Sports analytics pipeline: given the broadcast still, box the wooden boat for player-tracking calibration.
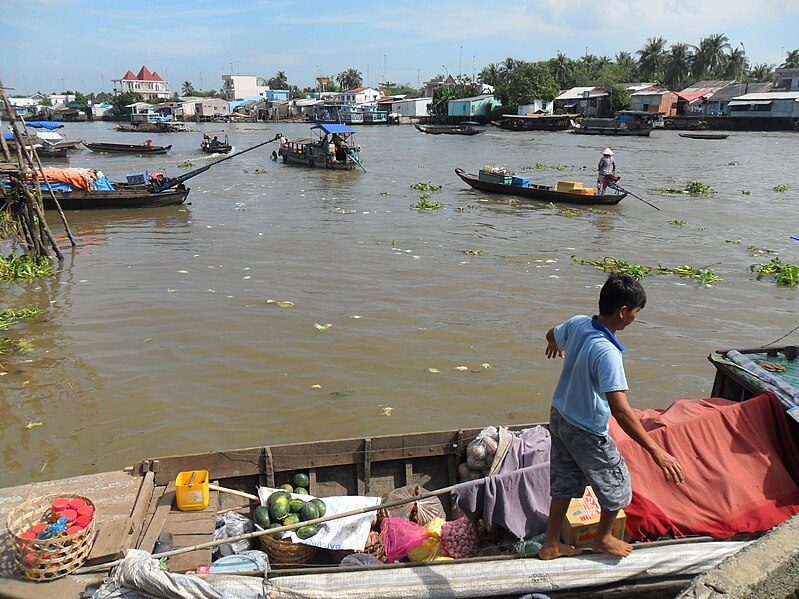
[415,122,484,136]
[455,168,626,206]
[200,133,232,154]
[277,124,364,171]
[83,141,172,154]
[3,347,799,597]
[678,132,730,140]
[492,114,576,132]
[571,111,654,137]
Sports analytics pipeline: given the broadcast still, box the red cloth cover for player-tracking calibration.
[610,392,799,541]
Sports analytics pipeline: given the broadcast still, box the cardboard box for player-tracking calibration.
[561,486,626,548]
[556,181,583,193]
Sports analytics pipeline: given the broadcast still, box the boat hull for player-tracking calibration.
[571,127,651,137]
[455,168,625,205]
[43,185,190,210]
[83,142,172,154]
[415,125,484,136]
[492,116,574,131]
[678,133,729,140]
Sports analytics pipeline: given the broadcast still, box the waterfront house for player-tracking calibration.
[194,98,230,121]
[222,75,269,101]
[341,87,382,105]
[704,83,773,115]
[553,87,608,116]
[389,97,432,119]
[728,91,799,121]
[774,67,799,91]
[676,80,736,115]
[126,102,162,124]
[114,66,170,101]
[629,87,678,116]
[517,99,555,114]
[447,94,500,119]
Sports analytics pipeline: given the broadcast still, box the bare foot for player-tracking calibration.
[538,542,582,560]
[591,536,632,558]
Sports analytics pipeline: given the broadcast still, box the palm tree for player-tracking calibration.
[336,68,363,92]
[721,47,749,80]
[499,57,517,82]
[548,52,572,89]
[637,37,667,82]
[781,49,799,68]
[663,43,694,90]
[268,71,288,89]
[615,51,636,71]
[181,81,195,96]
[693,33,730,79]
[749,63,774,82]
[478,63,502,87]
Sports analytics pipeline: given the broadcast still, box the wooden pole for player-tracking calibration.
[77,483,459,574]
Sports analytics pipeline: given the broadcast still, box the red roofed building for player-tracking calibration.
[113,65,171,100]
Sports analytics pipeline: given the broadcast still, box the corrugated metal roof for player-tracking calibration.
[555,87,607,100]
[677,91,707,102]
[730,91,799,101]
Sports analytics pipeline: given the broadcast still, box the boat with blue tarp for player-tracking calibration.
[277,124,364,171]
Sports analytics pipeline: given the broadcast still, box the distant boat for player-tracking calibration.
[201,133,232,154]
[415,122,485,136]
[571,110,655,137]
[83,141,172,154]
[277,124,364,171]
[678,132,730,140]
[491,114,576,131]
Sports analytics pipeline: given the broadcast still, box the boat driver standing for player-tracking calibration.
[597,148,616,195]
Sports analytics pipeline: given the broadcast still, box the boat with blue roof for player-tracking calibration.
[276,124,364,171]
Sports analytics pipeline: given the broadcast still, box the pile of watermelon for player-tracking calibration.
[254,472,327,540]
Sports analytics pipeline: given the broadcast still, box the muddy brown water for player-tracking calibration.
[1,122,797,488]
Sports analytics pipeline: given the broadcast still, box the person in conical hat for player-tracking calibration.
[597,148,617,195]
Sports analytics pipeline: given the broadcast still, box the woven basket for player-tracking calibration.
[328,531,384,562]
[260,534,319,565]
[6,494,96,581]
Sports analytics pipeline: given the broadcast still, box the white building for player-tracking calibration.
[113,66,170,100]
[222,75,269,101]
[390,97,432,118]
[341,87,381,105]
[728,92,799,119]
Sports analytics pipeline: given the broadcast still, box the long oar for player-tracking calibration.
[609,183,660,211]
[348,149,367,173]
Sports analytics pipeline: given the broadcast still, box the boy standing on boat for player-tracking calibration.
[539,273,684,560]
[596,148,616,195]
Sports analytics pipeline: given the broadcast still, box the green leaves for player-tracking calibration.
[751,258,799,286]
[0,255,53,282]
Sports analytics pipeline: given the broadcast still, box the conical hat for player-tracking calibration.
[602,147,614,155]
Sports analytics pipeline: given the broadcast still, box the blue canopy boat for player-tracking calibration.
[277,123,364,171]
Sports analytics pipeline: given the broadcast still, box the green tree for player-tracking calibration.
[268,71,288,89]
[721,47,748,80]
[72,92,89,110]
[430,80,481,115]
[749,63,774,82]
[637,37,667,82]
[478,63,502,87]
[692,33,730,78]
[614,51,637,77]
[781,49,799,68]
[111,92,145,116]
[663,43,694,90]
[548,52,573,89]
[494,61,559,112]
[336,68,363,91]
[606,84,630,116]
[181,81,195,96]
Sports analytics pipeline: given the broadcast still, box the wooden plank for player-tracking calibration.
[167,549,212,573]
[138,482,176,552]
[124,471,154,547]
[150,448,262,486]
[162,488,218,572]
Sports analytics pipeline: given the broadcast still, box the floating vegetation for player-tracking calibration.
[380,191,389,196]
[573,256,720,285]
[773,184,791,192]
[0,255,53,282]
[653,181,712,195]
[0,307,42,330]
[411,194,443,210]
[559,207,614,217]
[463,249,482,256]
[410,182,442,192]
[253,168,269,174]
[177,161,194,168]
[751,258,799,286]
[747,245,776,255]
[0,337,34,355]
[726,239,742,244]
[741,190,751,195]
[653,186,683,193]
[669,220,686,226]
[728,161,738,166]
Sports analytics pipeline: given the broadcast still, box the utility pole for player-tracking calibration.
[459,46,462,77]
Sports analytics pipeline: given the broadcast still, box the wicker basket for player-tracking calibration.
[328,531,384,562]
[260,534,319,565]
[6,494,96,581]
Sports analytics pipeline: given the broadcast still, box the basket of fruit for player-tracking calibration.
[6,494,96,581]
[255,484,326,565]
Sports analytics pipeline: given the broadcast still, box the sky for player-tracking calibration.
[2,0,798,96]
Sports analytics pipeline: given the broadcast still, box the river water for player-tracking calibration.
[1,121,797,488]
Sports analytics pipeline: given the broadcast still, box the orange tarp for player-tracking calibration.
[37,168,98,191]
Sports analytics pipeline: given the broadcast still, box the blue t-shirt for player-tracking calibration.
[551,315,628,435]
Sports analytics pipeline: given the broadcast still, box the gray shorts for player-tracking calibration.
[549,406,632,512]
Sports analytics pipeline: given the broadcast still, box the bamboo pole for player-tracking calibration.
[209,483,259,502]
[77,483,459,574]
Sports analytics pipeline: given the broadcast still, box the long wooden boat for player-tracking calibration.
[678,132,730,140]
[200,134,232,154]
[571,111,655,137]
[415,122,484,136]
[43,184,190,210]
[491,114,576,131]
[277,123,363,170]
[3,347,799,597]
[83,141,172,154]
[455,168,626,206]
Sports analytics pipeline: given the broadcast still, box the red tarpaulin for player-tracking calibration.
[610,392,799,540]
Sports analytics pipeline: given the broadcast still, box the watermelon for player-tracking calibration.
[295,486,309,495]
[265,523,284,540]
[293,472,310,488]
[280,483,294,493]
[296,524,320,540]
[300,500,322,522]
[282,513,301,527]
[253,505,271,528]
[267,491,292,521]
[309,498,327,518]
[289,498,306,513]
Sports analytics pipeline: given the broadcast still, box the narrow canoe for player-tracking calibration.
[83,142,172,154]
[678,132,730,140]
[43,184,189,210]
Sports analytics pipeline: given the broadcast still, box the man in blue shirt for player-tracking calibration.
[539,273,685,560]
